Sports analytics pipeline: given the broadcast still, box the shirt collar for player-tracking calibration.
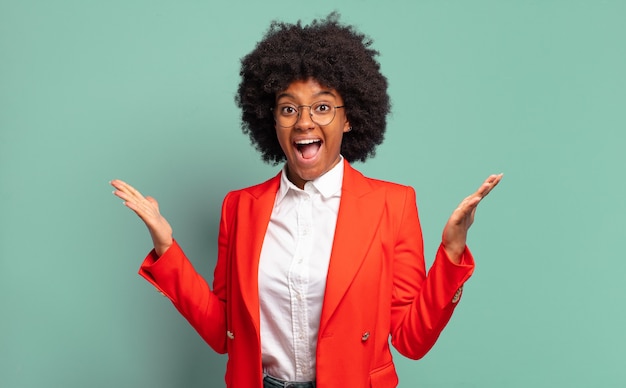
[276,156,344,203]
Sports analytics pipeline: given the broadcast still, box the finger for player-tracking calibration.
[475,173,503,199]
[459,177,497,210]
[113,189,149,210]
[120,194,161,223]
[122,198,142,213]
[110,179,132,192]
[111,182,155,214]
[453,195,481,219]
[112,188,132,202]
[111,179,145,200]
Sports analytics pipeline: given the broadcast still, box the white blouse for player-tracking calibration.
[258,158,344,381]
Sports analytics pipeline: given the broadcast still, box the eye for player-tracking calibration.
[313,102,332,114]
[278,105,297,116]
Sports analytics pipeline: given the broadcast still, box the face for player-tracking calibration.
[274,78,350,189]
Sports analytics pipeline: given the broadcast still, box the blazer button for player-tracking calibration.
[361,331,370,341]
[226,330,235,340]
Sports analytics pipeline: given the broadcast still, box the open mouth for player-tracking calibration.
[295,139,322,159]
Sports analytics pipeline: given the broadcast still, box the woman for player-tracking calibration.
[111,14,502,388]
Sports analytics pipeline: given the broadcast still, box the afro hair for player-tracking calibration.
[235,12,390,164]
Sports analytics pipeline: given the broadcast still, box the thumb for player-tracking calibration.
[145,196,159,209]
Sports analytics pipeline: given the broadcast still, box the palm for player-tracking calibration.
[111,179,173,256]
[442,174,503,263]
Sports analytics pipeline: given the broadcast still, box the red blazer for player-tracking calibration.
[139,162,474,387]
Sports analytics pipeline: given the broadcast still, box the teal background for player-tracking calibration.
[1,0,625,387]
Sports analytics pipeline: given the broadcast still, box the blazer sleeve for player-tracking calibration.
[389,186,475,360]
[137,193,234,354]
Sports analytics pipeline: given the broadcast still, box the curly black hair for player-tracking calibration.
[235,12,390,164]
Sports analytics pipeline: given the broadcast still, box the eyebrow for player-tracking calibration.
[276,90,337,102]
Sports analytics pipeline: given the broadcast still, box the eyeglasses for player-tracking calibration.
[273,102,345,127]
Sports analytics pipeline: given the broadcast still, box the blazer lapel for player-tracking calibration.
[233,174,280,335]
[319,163,386,331]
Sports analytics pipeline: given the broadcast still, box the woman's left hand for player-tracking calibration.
[442,173,503,264]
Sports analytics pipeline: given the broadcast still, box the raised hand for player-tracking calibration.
[111,179,173,256]
[442,174,503,264]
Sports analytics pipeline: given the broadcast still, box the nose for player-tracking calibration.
[294,106,315,130]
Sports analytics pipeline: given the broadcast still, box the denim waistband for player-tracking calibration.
[263,374,316,388]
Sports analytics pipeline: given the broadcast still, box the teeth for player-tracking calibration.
[295,139,321,145]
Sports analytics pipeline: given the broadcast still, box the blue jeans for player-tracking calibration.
[263,374,316,388]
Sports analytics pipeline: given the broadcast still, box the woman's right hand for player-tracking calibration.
[111,179,173,256]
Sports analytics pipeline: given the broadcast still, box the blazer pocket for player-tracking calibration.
[369,361,399,387]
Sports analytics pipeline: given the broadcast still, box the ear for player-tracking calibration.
[342,119,351,133]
